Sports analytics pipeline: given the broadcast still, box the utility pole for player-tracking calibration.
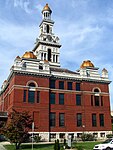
[32,122,34,150]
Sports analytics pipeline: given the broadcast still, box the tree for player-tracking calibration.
[2,109,33,150]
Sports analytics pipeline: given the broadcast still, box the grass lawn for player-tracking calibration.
[72,141,101,149]
[4,143,54,150]
[4,141,101,150]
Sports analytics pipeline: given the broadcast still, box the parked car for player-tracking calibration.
[93,138,113,150]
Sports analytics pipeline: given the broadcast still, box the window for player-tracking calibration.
[44,53,46,60]
[100,133,105,137]
[37,91,40,103]
[50,93,55,104]
[67,82,72,90]
[59,93,64,105]
[50,113,56,127]
[101,96,103,106]
[28,91,35,103]
[99,114,104,127]
[47,24,49,33]
[92,114,97,127]
[48,49,51,61]
[95,96,99,106]
[77,133,82,138]
[50,80,55,89]
[59,133,65,138]
[94,89,99,92]
[23,90,27,102]
[56,55,58,62]
[76,83,80,91]
[53,55,55,62]
[39,65,43,70]
[91,95,93,106]
[77,113,82,127]
[59,81,64,89]
[29,82,36,87]
[76,95,81,106]
[41,53,43,60]
[50,133,56,139]
[59,113,65,127]
[93,133,98,138]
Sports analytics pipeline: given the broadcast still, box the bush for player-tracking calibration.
[76,146,84,150]
[81,133,95,141]
[34,135,41,143]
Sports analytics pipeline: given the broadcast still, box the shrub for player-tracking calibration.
[34,135,41,143]
[81,133,95,141]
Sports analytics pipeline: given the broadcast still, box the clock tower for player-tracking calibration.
[33,4,61,68]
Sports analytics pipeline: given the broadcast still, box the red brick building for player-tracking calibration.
[0,4,112,141]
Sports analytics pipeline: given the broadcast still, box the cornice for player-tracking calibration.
[33,41,61,51]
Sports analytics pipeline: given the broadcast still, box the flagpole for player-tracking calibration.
[32,122,34,150]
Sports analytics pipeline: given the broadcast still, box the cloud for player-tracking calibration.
[5,0,31,13]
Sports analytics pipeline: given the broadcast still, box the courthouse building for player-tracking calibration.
[0,4,112,141]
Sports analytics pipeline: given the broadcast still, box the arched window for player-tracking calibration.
[28,82,36,87]
[91,88,103,107]
[94,89,99,93]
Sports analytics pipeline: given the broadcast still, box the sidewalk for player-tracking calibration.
[0,144,6,150]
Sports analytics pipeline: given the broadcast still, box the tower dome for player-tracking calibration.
[80,60,94,68]
[22,51,37,59]
[42,3,52,13]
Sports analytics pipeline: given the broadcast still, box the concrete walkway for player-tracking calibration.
[0,144,6,150]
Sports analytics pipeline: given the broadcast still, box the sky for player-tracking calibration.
[0,0,113,110]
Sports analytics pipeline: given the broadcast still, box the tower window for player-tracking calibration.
[48,49,51,61]
[53,55,55,62]
[56,55,58,62]
[47,24,49,33]
[41,53,43,60]
[39,65,43,70]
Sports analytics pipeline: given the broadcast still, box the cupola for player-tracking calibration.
[80,60,94,68]
[42,3,52,13]
[22,51,37,59]
[42,3,52,20]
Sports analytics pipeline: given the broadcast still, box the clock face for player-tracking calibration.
[47,35,52,41]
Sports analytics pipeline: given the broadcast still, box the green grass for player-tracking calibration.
[4,143,54,150]
[4,141,101,150]
[72,141,101,150]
